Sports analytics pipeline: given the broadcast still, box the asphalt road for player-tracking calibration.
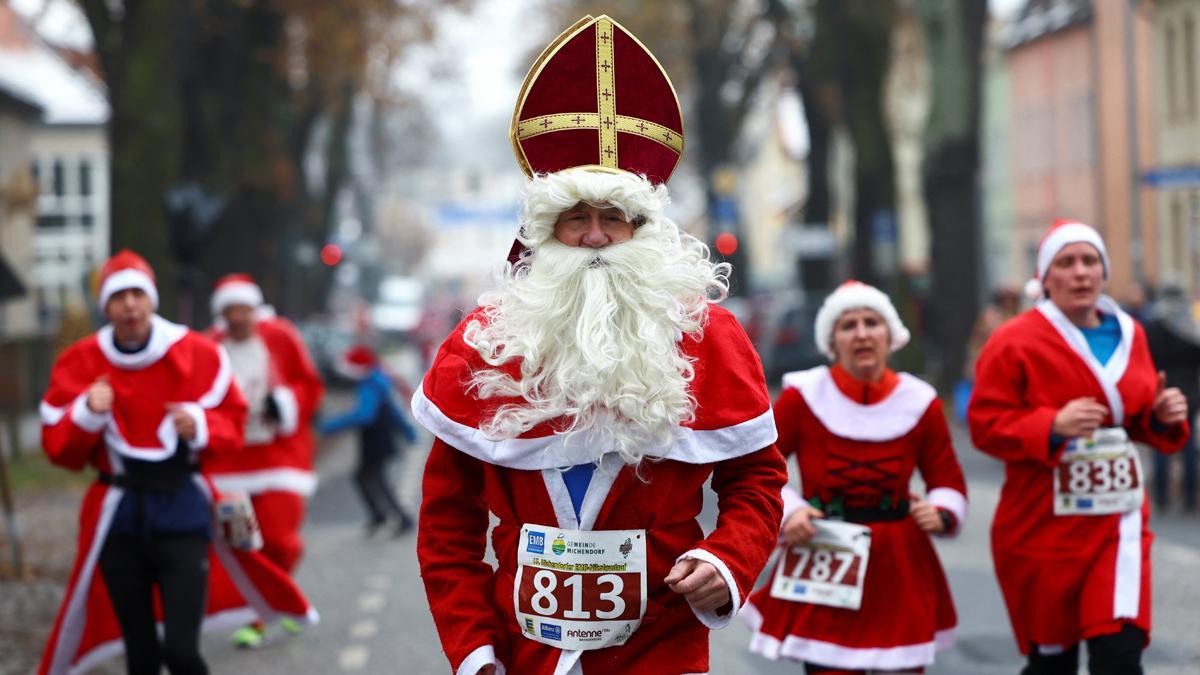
[200,421,1200,675]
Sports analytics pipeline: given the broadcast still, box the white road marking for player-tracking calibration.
[349,619,379,640]
[365,574,391,590]
[358,592,386,612]
[339,644,370,671]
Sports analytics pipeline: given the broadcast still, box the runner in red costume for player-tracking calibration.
[414,15,786,675]
[969,220,1190,675]
[205,273,325,646]
[37,251,316,675]
[744,281,966,675]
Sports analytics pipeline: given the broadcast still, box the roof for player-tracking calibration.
[0,1,107,125]
[1005,0,1093,50]
[0,79,42,118]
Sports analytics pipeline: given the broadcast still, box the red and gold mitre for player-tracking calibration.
[510,15,684,184]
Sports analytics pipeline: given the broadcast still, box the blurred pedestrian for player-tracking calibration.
[204,274,325,647]
[956,285,1021,420]
[37,250,315,675]
[319,345,417,536]
[969,220,1190,674]
[412,16,785,674]
[1143,279,1200,512]
[743,281,967,673]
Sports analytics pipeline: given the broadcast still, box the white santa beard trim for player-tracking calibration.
[412,381,777,469]
[676,548,741,630]
[926,487,968,537]
[783,367,937,441]
[457,645,507,675]
[49,486,123,675]
[1113,509,1142,618]
[742,602,956,668]
[97,315,187,370]
[1035,296,1133,424]
[272,386,300,435]
[211,469,318,497]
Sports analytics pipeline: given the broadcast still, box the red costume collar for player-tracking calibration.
[829,363,899,405]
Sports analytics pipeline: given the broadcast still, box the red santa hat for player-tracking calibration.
[98,249,158,310]
[211,273,264,315]
[337,345,378,380]
[813,281,911,360]
[1024,219,1109,299]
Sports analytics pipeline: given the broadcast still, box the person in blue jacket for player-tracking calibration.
[320,345,418,535]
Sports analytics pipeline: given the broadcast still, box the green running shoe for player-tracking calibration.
[232,625,264,649]
[280,617,303,635]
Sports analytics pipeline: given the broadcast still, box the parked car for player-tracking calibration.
[756,293,824,385]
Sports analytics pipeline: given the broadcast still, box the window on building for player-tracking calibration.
[1167,24,1179,120]
[37,214,66,229]
[52,159,65,197]
[1170,196,1185,273]
[1185,14,1197,118]
[79,160,92,197]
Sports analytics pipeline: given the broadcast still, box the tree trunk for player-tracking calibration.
[916,0,987,388]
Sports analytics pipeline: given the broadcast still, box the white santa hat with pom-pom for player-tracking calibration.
[1024,219,1109,300]
[814,280,911,361]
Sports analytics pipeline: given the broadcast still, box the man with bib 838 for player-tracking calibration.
[412,15,786,675]
[969,220,1190,675]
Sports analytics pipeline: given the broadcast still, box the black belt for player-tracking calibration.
[99,471,194,492]
[836,500,911,524]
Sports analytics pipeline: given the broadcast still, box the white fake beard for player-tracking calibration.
[464,230,727,465]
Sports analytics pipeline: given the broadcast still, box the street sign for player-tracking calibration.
[1142,166,1200,189]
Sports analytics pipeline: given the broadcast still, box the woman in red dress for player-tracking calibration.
[745,281,967,674]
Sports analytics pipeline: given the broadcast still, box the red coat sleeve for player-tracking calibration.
[272,318,325,430]
[968,330,1062,467]
[1126,329,1190,453]
[40,342,105,471]
[417,438,509,673]
[915,399,968,534]
[684,444,786,625]
[188,340,247,453]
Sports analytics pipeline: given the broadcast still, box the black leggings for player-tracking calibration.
[355,451,407,525]
[1022,623,1146,675]
[98,533,210,675]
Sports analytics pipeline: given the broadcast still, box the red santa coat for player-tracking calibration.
[37,315,318,675]
[743,365,966,670]
[414,305,786,675]
[203,312,325,495]
[968,297,1189,654]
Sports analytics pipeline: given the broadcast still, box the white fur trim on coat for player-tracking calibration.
[97,315,188,371]
[676,547,742,629]
[411,383,777,470]
[211,469,318,497]
[813,282,910,360]
[271,386,299,436]
[782,367,936,442]
[925,487,967,537]
[457,645,506,675]
[742,601,956,669]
